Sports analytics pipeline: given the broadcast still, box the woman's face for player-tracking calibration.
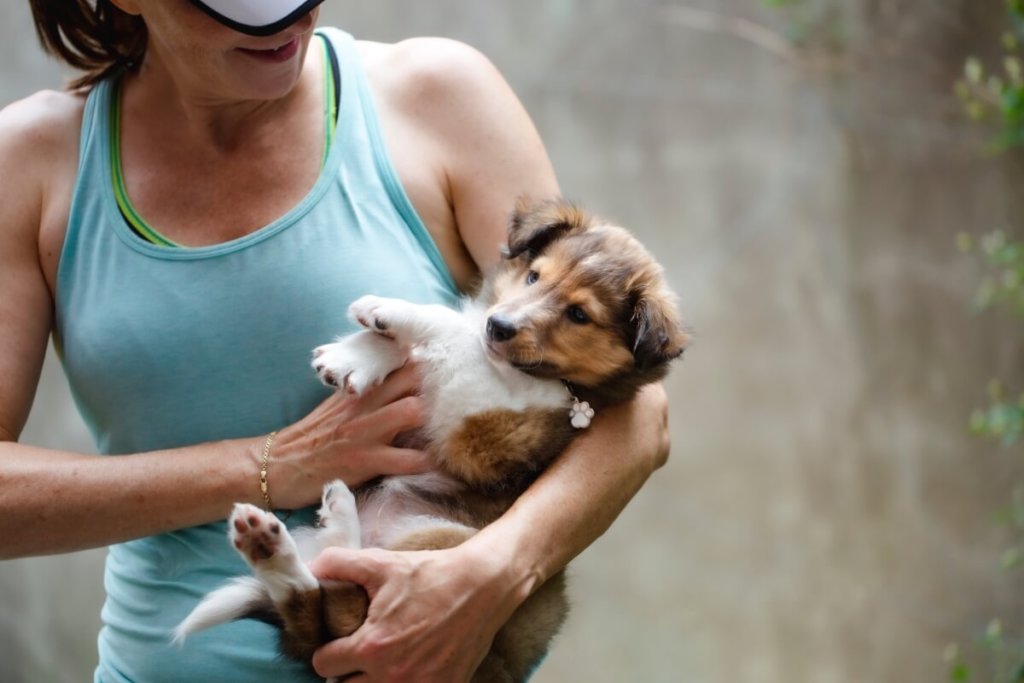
[122,0,320,103]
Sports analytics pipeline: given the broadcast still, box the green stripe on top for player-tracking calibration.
[110,32,339,248]
[109,79,180,248]
[320,32,337,167]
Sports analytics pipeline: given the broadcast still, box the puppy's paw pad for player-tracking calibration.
[229,504,284,564]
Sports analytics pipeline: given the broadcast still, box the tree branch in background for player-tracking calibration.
[662,5,855,72]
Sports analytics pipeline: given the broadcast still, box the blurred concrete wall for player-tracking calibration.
[2,1,1021,681]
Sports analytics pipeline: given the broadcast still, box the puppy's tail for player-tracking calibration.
[172,576,274,645]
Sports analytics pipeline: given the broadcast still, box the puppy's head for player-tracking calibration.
[485,199,689,401]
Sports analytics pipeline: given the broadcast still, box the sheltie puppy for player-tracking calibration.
[174,198,690,682]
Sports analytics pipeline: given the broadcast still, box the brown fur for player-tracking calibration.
[243,199,688,681]
[276,589,331,661]
[319,582,370,648]
[389,525,476,552]
[441,407,576,491]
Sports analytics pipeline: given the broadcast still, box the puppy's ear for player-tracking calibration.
[504,198,590,260]
[631,288,690,372]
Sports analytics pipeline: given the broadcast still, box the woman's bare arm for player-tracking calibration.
[0,377,431,558]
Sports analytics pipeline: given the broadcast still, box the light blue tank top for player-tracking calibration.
[55,28,459,682]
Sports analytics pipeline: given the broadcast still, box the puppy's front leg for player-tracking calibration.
[312,329,407,395]
[349,295,466,347]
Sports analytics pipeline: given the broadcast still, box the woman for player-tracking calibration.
[0,0,670,680]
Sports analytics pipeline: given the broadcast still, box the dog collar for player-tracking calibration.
[189,0,325,36]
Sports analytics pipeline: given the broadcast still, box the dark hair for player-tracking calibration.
[29,0,147,89]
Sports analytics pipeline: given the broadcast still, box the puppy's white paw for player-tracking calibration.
[312,341,374,394]
[317,480,361,549]
[312,332,405,395]
[322,479,357,517]
[348,295,417,338]
[229,503,294,567]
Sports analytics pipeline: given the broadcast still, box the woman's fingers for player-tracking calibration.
[373,446,433,477]
[352,362,421,412]
[306,549,388,678]
[310,547,384,593]
[269,362,430,504]
[324,395,430,484]
[306,546,504,682]
[368,394,426,441]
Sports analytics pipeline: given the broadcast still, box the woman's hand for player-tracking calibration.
[268,363,434,510]
[307,540,531,682]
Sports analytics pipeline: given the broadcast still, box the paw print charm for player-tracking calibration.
[569,399,595,429]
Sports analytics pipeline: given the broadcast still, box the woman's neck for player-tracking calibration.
[122,37,321,153]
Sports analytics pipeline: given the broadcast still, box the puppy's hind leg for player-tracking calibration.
[316,479,362,550]
[173,504,319,647]
[311,480,372,650]
[229,504,332,661]
[229,503,319,601]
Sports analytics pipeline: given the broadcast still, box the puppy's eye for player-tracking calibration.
[526,270,540,285]
[566,305,590,324]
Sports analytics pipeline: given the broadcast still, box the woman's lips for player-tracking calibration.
[237,37,300,63]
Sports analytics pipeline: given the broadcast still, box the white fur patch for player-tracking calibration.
[356,473,464,548]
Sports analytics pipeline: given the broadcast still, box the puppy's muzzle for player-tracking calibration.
[486,315,518,342]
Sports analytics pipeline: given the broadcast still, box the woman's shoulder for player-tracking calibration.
[0,89,88,283]
[357,36,501,86]
[355,37,514,126]
[0,88,86,179]
[0,88,86,143]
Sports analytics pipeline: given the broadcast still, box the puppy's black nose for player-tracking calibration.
[487,315,518,342]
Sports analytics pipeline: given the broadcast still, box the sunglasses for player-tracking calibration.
[189,0,326,36]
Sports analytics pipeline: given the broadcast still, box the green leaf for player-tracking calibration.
[989,379,1006,402]
[1007,56,1024,86]
[958,232,974,252]
[986,619,1004,641]
[967,57,985,84]
[1001,546,1023,569]
[983,231,1008,255]
[970,410,989,434]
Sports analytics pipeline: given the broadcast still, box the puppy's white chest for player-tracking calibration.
[413,318,566,440]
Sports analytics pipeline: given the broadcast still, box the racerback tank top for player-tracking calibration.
[54,28,459,682]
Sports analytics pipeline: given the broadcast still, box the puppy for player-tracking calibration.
[174,198,690,682]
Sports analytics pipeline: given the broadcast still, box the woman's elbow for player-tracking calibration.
[639,382,671,471]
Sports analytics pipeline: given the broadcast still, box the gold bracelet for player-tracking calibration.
[259,431,278,511]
